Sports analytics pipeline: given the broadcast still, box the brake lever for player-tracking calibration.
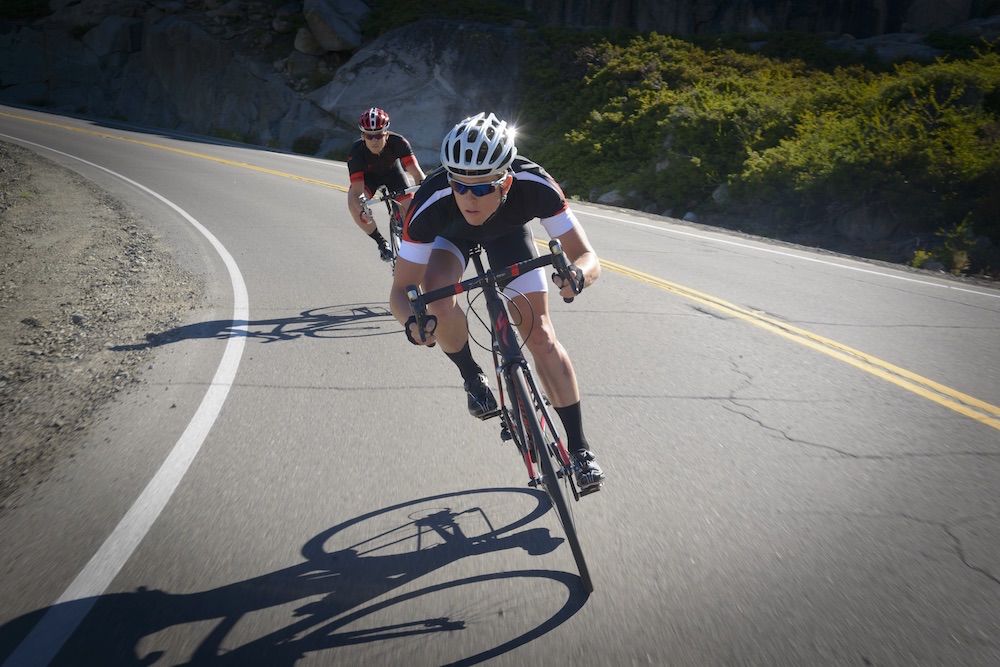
[548,239,578,303]
[405,286,437,347]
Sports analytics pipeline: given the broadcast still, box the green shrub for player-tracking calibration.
[910,248,934,268]
[517,28,1000,273]
[739,52,1000,243]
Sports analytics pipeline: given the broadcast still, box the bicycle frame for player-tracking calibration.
[464,249,577,494]
[405,237,593,591]
[406,239,583,488]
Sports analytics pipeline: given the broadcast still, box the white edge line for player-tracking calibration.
[577,208,1000,300]
[0,134,248,666]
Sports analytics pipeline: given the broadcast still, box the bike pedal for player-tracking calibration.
[476,408,501,421]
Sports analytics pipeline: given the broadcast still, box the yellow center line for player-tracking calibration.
[0,110,348,192]
[9,110,996,430]
[599,258,1000,431]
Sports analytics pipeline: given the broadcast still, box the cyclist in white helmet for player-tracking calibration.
[388,112,605,492]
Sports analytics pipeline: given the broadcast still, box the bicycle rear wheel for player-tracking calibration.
[509,365,593,593]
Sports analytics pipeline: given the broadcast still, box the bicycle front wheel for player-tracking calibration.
[389,216,402,269]
[510,365,593,593]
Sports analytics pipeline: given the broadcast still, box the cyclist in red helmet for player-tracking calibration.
[347,107,426,262]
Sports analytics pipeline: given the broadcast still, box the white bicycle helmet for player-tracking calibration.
[440,112,517,177]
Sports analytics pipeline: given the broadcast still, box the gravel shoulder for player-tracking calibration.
[0,140,203,514]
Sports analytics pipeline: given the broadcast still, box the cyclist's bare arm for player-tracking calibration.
[552,224,600,298]
[347,181,370,226]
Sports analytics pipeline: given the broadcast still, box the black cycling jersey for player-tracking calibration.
[347,132,416,196]
[403,157,567,245]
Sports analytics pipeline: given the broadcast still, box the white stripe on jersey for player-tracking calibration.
[408,185,452,226]
[513,169,562,194]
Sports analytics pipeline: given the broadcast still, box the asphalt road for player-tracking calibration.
[1,106,998,666]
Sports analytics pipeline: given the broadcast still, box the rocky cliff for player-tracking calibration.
[1,0,996,164]
[0,1,524,165]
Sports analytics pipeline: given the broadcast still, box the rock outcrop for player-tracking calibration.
[0,0,351,150]
[1,0,995,163]
[309,20,522,165]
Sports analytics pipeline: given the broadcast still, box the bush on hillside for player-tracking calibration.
[520,31,1000,275]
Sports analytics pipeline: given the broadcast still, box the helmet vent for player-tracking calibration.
[440,112,517,177]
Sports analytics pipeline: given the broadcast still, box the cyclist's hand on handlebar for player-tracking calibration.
[404,315,437,347]
[551,264,585,301]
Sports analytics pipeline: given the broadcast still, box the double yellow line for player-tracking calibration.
[0,110,348,191]
[6,109,998,431]
[601,259,1000,431]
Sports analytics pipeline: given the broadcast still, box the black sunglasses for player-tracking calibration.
[363,132,387,140]
[449,174,507,197]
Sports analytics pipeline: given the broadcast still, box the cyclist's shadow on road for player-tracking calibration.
[111,303,397,351]
[0,488,588,666]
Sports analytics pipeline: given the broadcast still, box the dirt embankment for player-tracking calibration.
[0,141,203,513]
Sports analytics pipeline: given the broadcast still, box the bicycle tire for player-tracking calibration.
[389,214,402,270]
[509,365,593,593]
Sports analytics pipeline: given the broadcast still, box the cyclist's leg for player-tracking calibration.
[510,290,579,406]
[485,229,580,408]
[425,237,498,418]
[362,178,391,259]
[422,238,468,354]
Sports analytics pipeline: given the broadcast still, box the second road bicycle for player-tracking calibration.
[358,184,418,271]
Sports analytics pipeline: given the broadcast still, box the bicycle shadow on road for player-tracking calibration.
[0,487,588,666]
[110,303,399,351]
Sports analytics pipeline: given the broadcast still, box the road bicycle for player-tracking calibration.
[358,184,418,270]
[406,239,595,592]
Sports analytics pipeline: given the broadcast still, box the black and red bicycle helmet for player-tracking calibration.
[358,107,390,132]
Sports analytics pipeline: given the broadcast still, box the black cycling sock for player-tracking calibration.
[369,229,387,246]
[445,342,483,385]
[555,401,590,453]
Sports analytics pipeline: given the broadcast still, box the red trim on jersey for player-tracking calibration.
[400,155,416,169]
[349,171,365,184]
[510,265,521,277]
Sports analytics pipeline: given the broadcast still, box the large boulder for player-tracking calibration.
[302,0,369,52]
[309,19,522,166]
